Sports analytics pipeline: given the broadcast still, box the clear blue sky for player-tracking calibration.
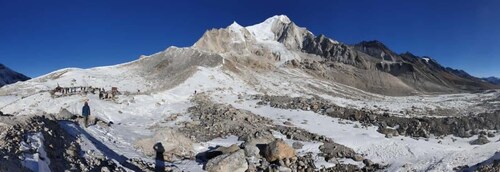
[1,0,499,78]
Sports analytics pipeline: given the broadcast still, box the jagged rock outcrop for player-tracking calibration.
[354,40,399,61]
[302,35,369,69]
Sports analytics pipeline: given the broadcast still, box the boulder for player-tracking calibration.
[377,126,399,138]
[292,142,304,149]
[352,154,364,161]
[470,134,490,145]
[205,144,241,159]
[487,132,495,138]
[100,167,110,172]
[264,139,296,162]
[134,129,195,162]
[243,144,260,157]
[87,116,98,126]
[216,144,240,154]
[55,108,76,120]
[205,149,248,172]
[363,159,374,166]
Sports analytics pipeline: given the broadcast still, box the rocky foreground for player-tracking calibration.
[1,92,499,172]
[0,94,383,172]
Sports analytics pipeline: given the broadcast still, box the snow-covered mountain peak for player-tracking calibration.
[266,15,292,24]
[227,21,244,31]
[246,15,295,41]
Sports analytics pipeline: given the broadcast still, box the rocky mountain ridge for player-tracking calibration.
[193,15,498,95]
[0,63,30,87]
[483,76,500,85]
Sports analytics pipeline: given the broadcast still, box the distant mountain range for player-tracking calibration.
[0,63,30,87]
[483,76,500,85]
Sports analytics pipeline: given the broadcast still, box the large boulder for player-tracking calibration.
[470,134,490,145]
[55,108,76,120]
[243,143,260,157]
[292,142,304,149]
[264,139,296,162]
[205,149,248,172]
[134,128,195,161]
[205,144,241,159]
[378,126,399,138]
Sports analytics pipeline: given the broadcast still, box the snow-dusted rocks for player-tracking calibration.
[205,149,248,172]
[470,134,491,145]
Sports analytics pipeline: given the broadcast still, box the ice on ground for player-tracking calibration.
[20,132,51,172]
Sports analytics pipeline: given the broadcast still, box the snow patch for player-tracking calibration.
[20,132,51,172]
[422,58,430,63]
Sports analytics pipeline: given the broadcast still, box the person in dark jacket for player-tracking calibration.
[153,142,165,172]
[82,102,91,127]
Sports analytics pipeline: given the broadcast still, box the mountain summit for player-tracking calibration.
[193,15,498,95]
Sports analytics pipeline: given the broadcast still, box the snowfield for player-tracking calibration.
[1,65,499,171]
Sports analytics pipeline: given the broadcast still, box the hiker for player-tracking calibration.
[82,102,91,127]
[153,142,165,172]
[99,92,103,99]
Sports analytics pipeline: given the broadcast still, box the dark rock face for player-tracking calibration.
[0,63,30,87]
[353,40,398,61]
[375,62,415,76]
[302,35,368,69]
[483,77,500,85]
